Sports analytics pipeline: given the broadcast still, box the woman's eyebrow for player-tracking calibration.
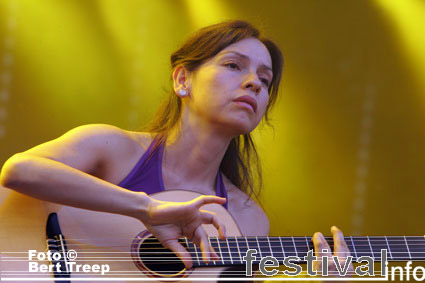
[219,50,273,74]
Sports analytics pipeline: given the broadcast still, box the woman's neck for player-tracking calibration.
[161,119,233,194]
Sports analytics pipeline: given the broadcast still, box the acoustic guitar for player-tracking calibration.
[1,190,424,282]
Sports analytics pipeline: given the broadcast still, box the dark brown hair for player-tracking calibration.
[145,20,284,199]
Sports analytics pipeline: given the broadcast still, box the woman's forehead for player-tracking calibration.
[217,38,272,67]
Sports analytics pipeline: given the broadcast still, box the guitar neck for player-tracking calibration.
[185,236,425,268]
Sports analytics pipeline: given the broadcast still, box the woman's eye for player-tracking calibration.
[225,62,240,70]
[261,78,270,87]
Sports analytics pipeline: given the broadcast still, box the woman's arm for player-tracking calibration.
[0,124,226,268]
[0,124,145,215]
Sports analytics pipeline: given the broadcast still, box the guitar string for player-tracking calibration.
[48,236,425,239]
[40,244,425,252]
[5,256,425,260]
[46,238,425,245]
[5,237,419,263]
[6,256,424,261]
[55,244,425,249]
[41,242,425,248]
[46,237,425,243]
[55,239,425,244]
[5,252,424,259]
[11,253,423,259]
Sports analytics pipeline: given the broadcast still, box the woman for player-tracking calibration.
[0,20,351,274]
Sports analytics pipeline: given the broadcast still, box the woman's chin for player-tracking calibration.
[220,121,258,137]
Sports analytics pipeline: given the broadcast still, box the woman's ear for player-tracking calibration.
[173,66,190,98]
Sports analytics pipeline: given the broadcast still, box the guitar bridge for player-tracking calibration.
[46,212,71,281]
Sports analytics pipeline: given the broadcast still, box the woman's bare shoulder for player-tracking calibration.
[222,176,270,236]
[20,124,135,158]
[54,124,153,153]
[19,124,154,180]
[62,124,156,176]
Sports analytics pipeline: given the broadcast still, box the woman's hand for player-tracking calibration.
[312,226,354,278]
[140,195,227,269]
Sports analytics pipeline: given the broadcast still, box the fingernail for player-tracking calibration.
[313,232,323,239]
[213,252,219,261]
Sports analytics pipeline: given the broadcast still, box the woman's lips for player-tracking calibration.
[233,95,257,112]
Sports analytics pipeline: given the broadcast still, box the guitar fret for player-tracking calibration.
[235,236,242,263]
[352,236,373,258]
[385,236,393,260]
[219,238,231,265]
[292,237,298,257]
[208,237,216,265]
[195,242,202,266]
[210,237,224,265]
[226,237,242,265]
[237,237,249,262]
[245,237,254,263]
[226,238,234,264]
[184,237,190,259]
[387,237,410,261]
[192,240,201,266]
[281,237,297,257]
[255,236,262,258]
[305,236,311,251]
[279,237,286,257]
[294,237,309,258]
[369,236,388,261]
[247,237,260,264]
[259,237,272,258]
[404,236,412,260]
[350,236,358,259]
[367,236,374,257]
[185,238,198,267]
[269,237,284,261]
[267,237,274,259]
[406,236,425,260]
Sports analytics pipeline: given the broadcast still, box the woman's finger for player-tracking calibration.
[312,232,332,272]
[209,245,220,262]
[199,210,227,239]
[193,225,212,263]
[192,195,226,209]
[330,226,354,277]
[313,232,332,258]
[331,226,351,259]
[161,239,193,269]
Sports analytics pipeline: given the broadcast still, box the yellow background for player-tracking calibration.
[0,0,424,238]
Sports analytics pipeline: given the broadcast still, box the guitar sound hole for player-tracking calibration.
[138,236,186,276]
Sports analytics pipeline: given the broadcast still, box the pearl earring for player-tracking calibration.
[179,89,187,97]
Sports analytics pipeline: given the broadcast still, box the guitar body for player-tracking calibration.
[0,191,59,277]
[2,189,423,282]
[0,190,244,282]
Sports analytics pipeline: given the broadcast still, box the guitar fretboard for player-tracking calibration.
[183,236,425,267]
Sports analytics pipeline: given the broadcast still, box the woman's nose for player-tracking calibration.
[242,74,261,95]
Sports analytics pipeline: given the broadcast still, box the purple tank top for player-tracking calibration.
[118,138,228,209]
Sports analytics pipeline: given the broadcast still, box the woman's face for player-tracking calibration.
[183,37,273,136]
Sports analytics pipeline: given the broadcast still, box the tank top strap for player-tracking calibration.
[117,136,165,194]
[216,171,228,209]
[118,136,228,209]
